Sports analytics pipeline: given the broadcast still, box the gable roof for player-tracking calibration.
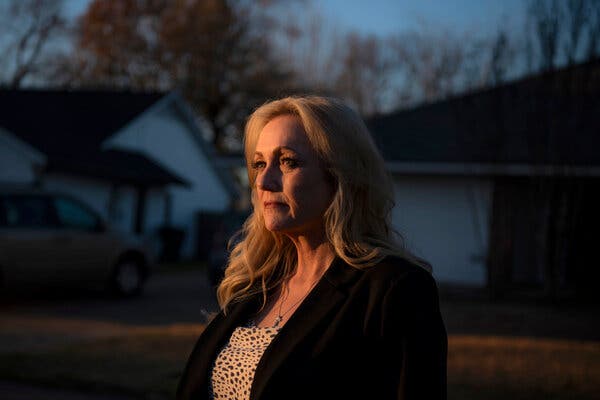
[366,58,600,174]
[0,88,188,186]
[49,149,189,186]
[0,127,46,165]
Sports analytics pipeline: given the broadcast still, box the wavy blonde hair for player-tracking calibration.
[216,95,427,312]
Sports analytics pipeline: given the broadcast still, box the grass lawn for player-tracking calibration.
[448,335,599,400]
[0,324,598,400]
[0,328,202,399]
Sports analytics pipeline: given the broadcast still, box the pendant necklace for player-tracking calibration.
[273,279,319,328]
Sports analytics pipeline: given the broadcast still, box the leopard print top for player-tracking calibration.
[209,325,280,399]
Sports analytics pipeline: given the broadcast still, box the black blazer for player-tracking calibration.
[177,256,447,400]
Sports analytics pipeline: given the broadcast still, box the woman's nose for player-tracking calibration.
[256,165,281,192]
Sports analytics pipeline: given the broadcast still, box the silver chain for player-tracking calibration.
[273,279,319,327]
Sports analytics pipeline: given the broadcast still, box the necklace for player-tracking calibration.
[273,279,319,328]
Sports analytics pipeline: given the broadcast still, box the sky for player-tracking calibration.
[315,0,527,38]
[65,0,528,39]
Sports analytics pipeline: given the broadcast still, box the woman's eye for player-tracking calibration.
[251,160,266,170]
[281,158,299,168]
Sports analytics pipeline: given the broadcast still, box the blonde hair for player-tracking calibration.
[217,95,426,312]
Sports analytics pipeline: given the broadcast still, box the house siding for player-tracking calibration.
[106,184,140,234]
[0,147,37,183]
[0,130,44,184]
[104,104,230,258]
[392,174,492,286]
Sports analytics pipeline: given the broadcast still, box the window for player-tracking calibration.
[54,197,100,231]
[0,195,58,228]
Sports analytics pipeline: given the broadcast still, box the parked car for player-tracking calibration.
[0,185,154,297]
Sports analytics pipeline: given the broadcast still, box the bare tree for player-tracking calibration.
[563,0,589,64]
[269,7,399,116]
[60,0,167,89]
[529,0,562,71]
[332,33,396,116]
[487,30,514,85]
[270,9,344,93]
[56,0,293,153]
[585,0,600,59]
[525,0,600,73]
[391,30,469,104]
[272,6,509,113]
[0,0,67,88]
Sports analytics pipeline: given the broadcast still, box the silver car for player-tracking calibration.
[0,185,154,296]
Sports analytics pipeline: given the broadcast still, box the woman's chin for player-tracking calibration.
[265,225,291,233]
[264,218,303,234]
[264,219,289,233]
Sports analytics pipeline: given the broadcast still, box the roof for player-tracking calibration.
[0,126,46,164]
[366,58,600,171]
[48,149,188,186]
[0,88,187,186]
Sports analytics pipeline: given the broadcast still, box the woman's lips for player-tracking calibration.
[263,201,287,209]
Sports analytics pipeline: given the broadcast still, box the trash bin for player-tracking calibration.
[158,226,185,263]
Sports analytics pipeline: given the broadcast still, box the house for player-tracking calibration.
[0,89,234,260]
[366,58,600,299]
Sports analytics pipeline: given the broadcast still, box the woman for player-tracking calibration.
[177,96,447,400]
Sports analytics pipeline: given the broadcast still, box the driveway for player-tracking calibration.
[0,268,218,325]
[2,268,598,340]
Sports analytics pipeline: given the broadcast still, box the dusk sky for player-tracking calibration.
[65,0,528,39]
[314,0,526,37]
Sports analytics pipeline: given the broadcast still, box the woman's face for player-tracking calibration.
[252,115,333,237]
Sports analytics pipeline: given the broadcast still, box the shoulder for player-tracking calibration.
[369,257,444,335]
[362,255,437,291]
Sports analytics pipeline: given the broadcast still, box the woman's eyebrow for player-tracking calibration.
[254,146,299,156]
[278,146,298,153]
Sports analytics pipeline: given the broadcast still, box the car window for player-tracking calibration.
[0,195,58,228]
[54,197,100,231]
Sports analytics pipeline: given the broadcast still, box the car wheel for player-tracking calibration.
[111,259,144,297]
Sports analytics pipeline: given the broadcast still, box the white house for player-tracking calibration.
[0,127,47,183]
[367,58,600,293]
[389,173,491,287]
[0,89,234,260]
